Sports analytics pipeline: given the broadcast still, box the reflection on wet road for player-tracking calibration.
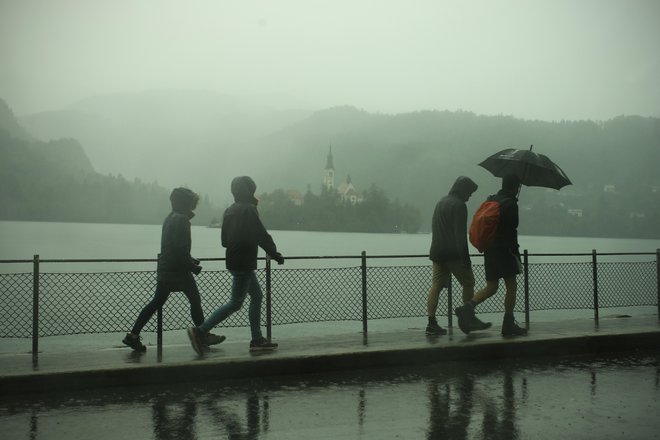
[1,351,659,439]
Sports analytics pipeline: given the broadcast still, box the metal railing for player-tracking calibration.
[1,249,658,357]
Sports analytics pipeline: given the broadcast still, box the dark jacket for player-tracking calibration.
[429,176,478,265]
[156,210,198,282]
[487,189,520,255]
[221,202,279,271]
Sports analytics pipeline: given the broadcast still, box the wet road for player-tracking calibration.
[1,350,659,439]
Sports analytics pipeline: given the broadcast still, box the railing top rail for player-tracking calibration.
[0,250,657,264]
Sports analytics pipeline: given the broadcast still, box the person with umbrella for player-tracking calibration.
[456,174,528,336]
[456,146,571,336]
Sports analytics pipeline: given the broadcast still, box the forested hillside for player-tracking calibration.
[0,99,220,225]
[8,92,660,238]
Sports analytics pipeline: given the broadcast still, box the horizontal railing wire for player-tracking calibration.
[0,252,658,338]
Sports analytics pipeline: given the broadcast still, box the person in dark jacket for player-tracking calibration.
[187,176,284,354]
[455,174,528,336]
[123,187,225,351]
[426,176,491,335]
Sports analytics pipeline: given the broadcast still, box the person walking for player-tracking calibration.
[455,174,528,336]
[187,176,284,355]
[425,176,491,335]
[123,187,225,352]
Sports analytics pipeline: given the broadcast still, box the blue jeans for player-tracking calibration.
[199,270,263,340]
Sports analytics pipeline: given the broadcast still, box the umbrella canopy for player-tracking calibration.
[478,147,572,190]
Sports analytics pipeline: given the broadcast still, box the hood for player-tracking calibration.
[170,187,199,215]
[449,176,478,202]
[231,176,258,204]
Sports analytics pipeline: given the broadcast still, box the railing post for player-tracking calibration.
[656,249,659,320]
[592,249,599,324]
[266,255,272,340]
[523,249,530,329]
[156,306,163,352]
[447,274,453,328]
[361,251,368,334]
[32,254,39,359]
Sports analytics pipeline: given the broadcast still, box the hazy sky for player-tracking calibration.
[1,0,659,121]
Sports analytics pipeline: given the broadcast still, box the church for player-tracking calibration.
[323,146,364,205]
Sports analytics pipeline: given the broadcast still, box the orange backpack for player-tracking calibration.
[469,200,500,252]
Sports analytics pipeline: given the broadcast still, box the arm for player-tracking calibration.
[170,216,197,271]
[247,205,283,262]
[454,203,471,267]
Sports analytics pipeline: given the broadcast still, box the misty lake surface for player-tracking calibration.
[1,221,659,268]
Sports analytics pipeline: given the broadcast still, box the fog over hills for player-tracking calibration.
[7,90,660,237]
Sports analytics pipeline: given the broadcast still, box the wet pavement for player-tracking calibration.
[1,315,660,439]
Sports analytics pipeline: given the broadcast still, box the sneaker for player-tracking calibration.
[204,332,226,346]
[122,333,146,352]
[501,321,528,337]
[249,337,278,351]
[187,327,204,355]
[425,321,447,335]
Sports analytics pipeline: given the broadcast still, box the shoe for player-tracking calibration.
[501,315,528,337]
[187,327,204,355]
[425,321,447,335]
[122,333,146,352]
[249,337,278,351]
[204,332,226,346]
[454,304,474,334]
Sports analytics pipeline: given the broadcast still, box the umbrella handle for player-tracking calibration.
[518,144,533,198]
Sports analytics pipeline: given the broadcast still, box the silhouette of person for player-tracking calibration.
[426,176,491,335]
[152,396,198,440]
[456,174,528,336]
[187,176,283,354]
[205,389,264,439]
[123,187,224,351]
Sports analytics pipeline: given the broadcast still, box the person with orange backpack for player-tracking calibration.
[457,174,528,337]
[425,176,492,335]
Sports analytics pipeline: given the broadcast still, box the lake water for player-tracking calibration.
[1,220,659,268]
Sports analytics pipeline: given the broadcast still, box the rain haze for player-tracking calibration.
[1,0,659,120]
[1,0,659,239]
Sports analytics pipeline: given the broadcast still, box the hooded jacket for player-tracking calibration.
[157,188,199,281]
[429,176,478,265]
[222,176,280,271]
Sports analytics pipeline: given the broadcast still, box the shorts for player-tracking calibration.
[483,246,521,281]
[431,260,475,289]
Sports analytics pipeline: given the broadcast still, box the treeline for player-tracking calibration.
[517,187,660,239]
[257,185,422,233]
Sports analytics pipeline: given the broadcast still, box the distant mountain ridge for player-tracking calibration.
[0,97,219,225]
[7,91,660,237]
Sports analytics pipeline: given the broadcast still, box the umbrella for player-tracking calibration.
[478,145,572,190]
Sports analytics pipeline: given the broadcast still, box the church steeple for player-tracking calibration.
[323,145,335,190]
[325,145,334,170]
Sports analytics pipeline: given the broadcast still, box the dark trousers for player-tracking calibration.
[131,273,204,334]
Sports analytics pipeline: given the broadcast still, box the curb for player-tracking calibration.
[2,330,659,395]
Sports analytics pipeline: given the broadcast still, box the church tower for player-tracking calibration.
[323,146,335,190]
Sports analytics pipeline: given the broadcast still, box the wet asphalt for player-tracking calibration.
[1,315,660,439]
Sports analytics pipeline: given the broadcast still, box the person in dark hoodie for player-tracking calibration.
[123,187,225,352]
[455,174,528,336]
[187,176,284,355]
[426,176,491,335]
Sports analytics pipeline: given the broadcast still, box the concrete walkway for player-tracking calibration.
[1,315,659,395]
